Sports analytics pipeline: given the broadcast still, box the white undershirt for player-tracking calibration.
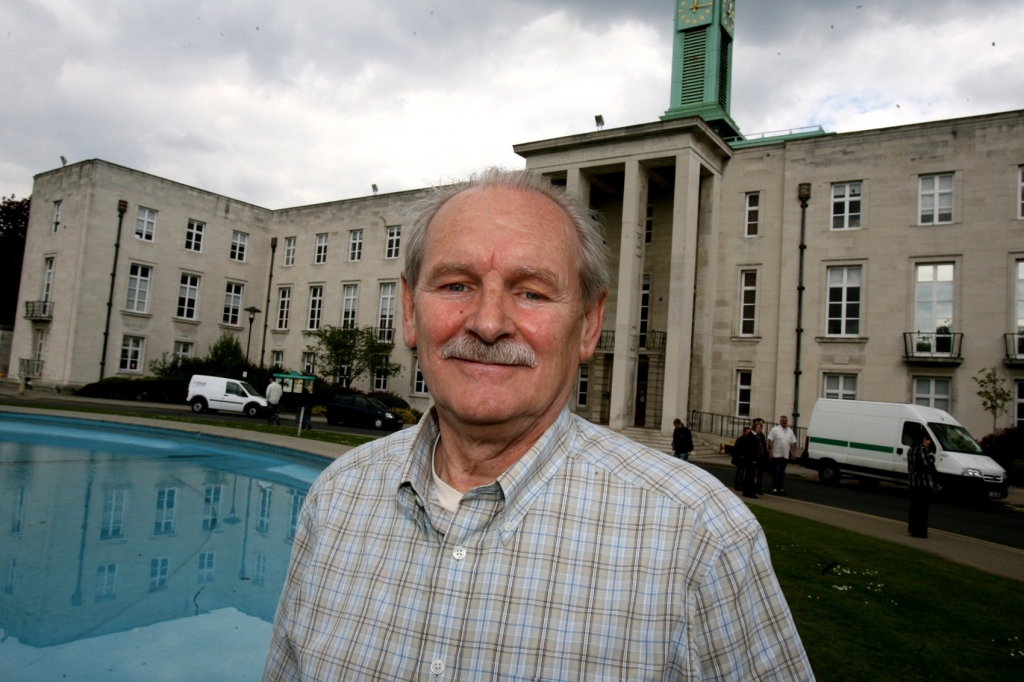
[431,436,464,513]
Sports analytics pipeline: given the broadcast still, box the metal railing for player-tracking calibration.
[374,326,395,343]
[24,300,53,320]
[688,409,807,446]
[1005,333,1024,360]
[596,330,615,351]
[641,330,666,352]
[902,332,963,360]
[19,358,43,377]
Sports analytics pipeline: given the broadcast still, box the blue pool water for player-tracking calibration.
[0,412,332,681]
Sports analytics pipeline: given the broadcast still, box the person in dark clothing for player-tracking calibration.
[735,421,763,499]
[672,419,694,461]
[753,420,769,495]
[733,426,750,490]
[907,433,936,538]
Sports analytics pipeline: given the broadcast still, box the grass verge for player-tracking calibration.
[754,506,1024,681]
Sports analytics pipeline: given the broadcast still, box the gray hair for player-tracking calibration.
[403,167,610,310]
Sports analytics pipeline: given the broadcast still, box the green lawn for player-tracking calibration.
[754,506,1024,682]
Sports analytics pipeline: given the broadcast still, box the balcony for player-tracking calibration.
[24,300,53,321]
[19,358,43,377]
[640,330,667,353]
[596,330,615,351]
[1005,333,1024,368]
[902,332,963,366]
[374,327,395,344]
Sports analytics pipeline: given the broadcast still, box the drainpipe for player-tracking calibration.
[99,200,128,380]
[792,183,811,432]
[259,237,277,368]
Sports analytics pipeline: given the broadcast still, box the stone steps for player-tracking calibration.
[619,426,717,456]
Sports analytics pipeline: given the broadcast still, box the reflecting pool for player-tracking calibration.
[0,412,332,681]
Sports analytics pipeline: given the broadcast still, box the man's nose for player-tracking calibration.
[466,279,514,343]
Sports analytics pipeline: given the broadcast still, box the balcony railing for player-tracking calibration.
[688,410,807,446]
[24,300,53,320]
[1005,333,1024,367]
[374,326,395,344]
[902,332,963,364]
[641,330,667,353]
[596,330,615,351]
[19,358,43,377]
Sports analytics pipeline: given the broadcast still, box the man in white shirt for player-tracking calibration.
[265,377,283,426]
[766,415,797,495]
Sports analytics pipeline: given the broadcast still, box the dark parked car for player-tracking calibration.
[326,394,404,431]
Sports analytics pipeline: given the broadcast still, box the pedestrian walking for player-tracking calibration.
[672,418,694,461]
[907,433,937,538]
[733,426,750,489]
[735,423,762,499]
[265,377,283,426]
[766,416,797,495]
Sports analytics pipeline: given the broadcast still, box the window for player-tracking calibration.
[154,487,176,535]
[414,360,428,395]
[276,287,291,330]
[374,369,388,392]
[173,341,193,360]
[185,220,204,252]
[914,377,951,412]
[11,486,24,535]
[254,553,267,586]
[126,264,151,312]
[283,236,296,266]
[4,558,15,596]
[271,350,284,367]
[1018,167,1024,219]
[42,257,54,302]
[34,329,45,364]
[230,231,248,261]
[314,233,328,264]
[197,552,215,584]
[339,364,352,388]
[826,266,861,335]
[288,490,305,539]
[149,557,169,591]
[202,484,222,532]
[101,489,127,540]
[639,276,650,348]
[378,283,396,342]
[740,270,757,335]
[745,193,760,237]
[52,200,62,232]
[349,230,363,261]
[95,563,117,601]
[257,485,272,534]
[644,204,654,244]
[1015,261,1024,352]
[824,374,857,400]
[223,282,243,325]
[919,174,953,225]
[577,364,589,407]
[914,263,954,353]
[177,274,200,319]
[736,370,752,417]
[385,226,401,259]
[307,285,323,329]
[119,336,144,371]
[1016,381,1023,429]
[342,284,358,329]
[303,352,316,375]
[831,182,862,229]
[136,207,157,241]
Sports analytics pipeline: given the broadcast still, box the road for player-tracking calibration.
[698,462,1024,551]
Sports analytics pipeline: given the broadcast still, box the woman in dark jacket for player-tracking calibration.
[737,423,763,499]
[907,433,936,538]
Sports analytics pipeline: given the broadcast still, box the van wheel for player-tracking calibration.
[244,403,260,418]
[819,459,842,486]
[374,418,384,429]
[190,398,207,413]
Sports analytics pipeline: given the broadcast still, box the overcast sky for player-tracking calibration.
[2,0,1022,208]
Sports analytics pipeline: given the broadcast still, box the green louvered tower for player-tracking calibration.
[661,0,742,140]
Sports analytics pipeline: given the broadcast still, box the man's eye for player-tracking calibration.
[523,291,543,301]
[445,283,467,293]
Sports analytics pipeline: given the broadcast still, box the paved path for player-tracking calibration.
[3,391,1022,583]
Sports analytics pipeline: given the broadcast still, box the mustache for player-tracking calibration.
[438,335,538,368]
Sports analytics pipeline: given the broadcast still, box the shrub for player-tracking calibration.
[393,408,419,424]
[74,377,188,403]
[978,426,1024,486]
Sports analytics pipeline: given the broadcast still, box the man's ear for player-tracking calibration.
[578,291,607,361]
[400,273,417,349]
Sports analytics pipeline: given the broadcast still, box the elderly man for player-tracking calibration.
[263,169,813,681]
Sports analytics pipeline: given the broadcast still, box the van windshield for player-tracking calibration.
[241,382,259,397]
[928,423,983,455]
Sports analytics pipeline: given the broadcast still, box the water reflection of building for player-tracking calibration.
[0,416,322,648]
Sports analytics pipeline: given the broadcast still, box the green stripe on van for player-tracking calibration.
[809,436,848,447]
[850,441,894,454]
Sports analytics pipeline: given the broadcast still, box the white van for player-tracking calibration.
[187,375,268,417]
[803,399,1008,499]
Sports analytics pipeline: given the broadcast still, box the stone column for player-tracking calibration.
[564,166,591,208]
[661,151,703,434]
[608,160,648,431]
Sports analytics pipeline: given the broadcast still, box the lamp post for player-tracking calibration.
[244,306,262,366]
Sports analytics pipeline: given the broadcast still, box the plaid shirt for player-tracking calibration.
[263,408,814,681]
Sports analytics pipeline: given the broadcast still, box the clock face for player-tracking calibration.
[722,0,736,34]
[677,0,714,29]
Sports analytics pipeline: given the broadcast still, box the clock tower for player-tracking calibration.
[661,0,741,139]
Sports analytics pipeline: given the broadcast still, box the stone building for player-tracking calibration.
[10,0,1024,437]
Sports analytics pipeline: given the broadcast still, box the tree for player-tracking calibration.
[0,195,31,327]
[306,325,403,386]
[972,367,1013,434]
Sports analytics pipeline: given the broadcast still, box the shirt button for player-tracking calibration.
[452,546,466,561]
[431,659,445,674]
[502,521,514,532]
